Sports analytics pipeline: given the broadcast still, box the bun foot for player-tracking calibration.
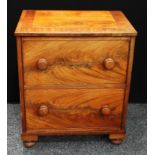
[21,134,38,148]
[110,139,123,145]
[24,141,36,148]
[109,133,126,145]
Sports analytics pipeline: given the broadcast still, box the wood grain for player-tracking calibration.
[16,37,26,132]
[15,10,137,36]
[15,10,137,145]
[25,88,124,130]
[22,128,125,137]
[23,38,129,86]
[122,37,136,129]
[25,128,125,136]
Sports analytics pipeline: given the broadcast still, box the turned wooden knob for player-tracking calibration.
[101,105,111,115]
[37,58,48,70]
[38,105,49,116]
[104,58,115,70]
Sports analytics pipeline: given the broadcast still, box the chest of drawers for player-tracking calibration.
[15,10,137,147]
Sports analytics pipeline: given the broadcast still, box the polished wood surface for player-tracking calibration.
[37,58,48,70]
[23,38,129,86]
[15,10,137,146]
[122,37,136,129]
[15,10,137,36]
[104,58,115,70]
[38,105,49,116]
[25,88,124,130]
[100,105,111,115]
[16,37,26,132]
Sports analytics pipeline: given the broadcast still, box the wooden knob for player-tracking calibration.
[37,58,48,70]
[38,105,49,116]
[104,58,115,70]
[101,105,111,115]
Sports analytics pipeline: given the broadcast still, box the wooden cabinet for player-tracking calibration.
[15,10,137,147]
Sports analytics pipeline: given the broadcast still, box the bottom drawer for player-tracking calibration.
[25,88,125,131]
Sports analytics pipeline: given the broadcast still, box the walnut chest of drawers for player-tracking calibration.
[15,10,137,147]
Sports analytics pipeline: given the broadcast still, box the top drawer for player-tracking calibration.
[22,37,129,86]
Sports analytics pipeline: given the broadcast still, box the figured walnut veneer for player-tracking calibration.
[15,10,137,147]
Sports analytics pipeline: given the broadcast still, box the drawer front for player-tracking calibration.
[23,39,129,86]
[25,89,124,131]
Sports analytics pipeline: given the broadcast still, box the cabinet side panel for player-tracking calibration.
[122,37,136,129]
[16,37,26,132]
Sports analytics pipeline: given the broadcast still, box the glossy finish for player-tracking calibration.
[101,105,111,115]
[23,38,129,86]
[15,10,137,146]
[104,58,115,70]
[38,105,49,116]
[25,88,124,130]
[37,58,48,70]
[15,10,137,36]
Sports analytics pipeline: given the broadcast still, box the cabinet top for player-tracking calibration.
[15,10,137,37]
